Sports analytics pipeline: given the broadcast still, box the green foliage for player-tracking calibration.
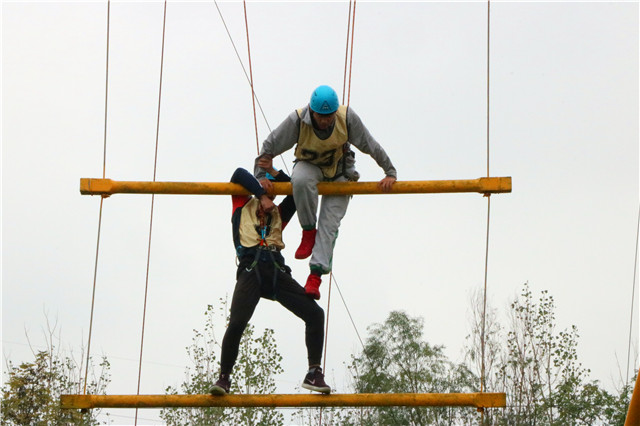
[601,373,634,426]
[471,282,633,425]
[293,282,634,425]
[1,343,110,425]
[346,310,478,426]
[156,287,634,425]
[160,301,285,426]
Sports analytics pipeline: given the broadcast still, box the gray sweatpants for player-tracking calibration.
[291,161,352,274]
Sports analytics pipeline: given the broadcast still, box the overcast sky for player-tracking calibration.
[2,1,638,424]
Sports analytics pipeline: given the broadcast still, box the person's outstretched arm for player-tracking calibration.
[230,167,274,213]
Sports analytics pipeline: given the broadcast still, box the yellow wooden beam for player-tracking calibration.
[60,392,506,409]
[79,177,511,196]
[625,372,640,425]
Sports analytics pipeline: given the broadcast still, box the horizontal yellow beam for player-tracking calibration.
[79,177,511,196]
[61,392,506,409]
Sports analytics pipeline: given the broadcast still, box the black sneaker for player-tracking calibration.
[210,373,231,395]
[301,367,331,394]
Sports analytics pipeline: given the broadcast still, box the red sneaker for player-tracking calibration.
[295,229,317,259]
[304,274,322,300]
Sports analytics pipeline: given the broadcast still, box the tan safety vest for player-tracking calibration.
[294,105,349,178]
[238,197,285,250]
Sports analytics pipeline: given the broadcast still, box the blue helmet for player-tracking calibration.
[309,85,339,114]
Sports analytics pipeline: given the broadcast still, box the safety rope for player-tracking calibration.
[341,1,354,104]
[320,277,368,426]
[346,0,357,107]
[83,2,502,419]
[321,273,333,377]
[321,6,359,420]
[485,1,491,179]
[627,205,640,383]
[84,0,110,395]
[323,0,358,365]
[134,1,167,424]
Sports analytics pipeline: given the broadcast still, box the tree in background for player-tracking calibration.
[464,287,504,425]
[468,282,632,425]
[335,284,633,426]
[160,301,285,426]
[602,372,635,425]
[1,316,111,425]
[346,310,478,425]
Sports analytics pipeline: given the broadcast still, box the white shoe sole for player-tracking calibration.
[302,382,331,394]
[210,386,228,396]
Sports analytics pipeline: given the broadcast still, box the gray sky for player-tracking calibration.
[2,1,638,424]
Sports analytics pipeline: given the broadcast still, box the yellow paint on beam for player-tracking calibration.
[625,372,640,425]
[60,392,506,409]
[79,177,512,196]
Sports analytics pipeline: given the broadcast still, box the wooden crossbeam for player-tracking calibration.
[79,177,512,196]
[60,392,506,409]
[625,372,640,425]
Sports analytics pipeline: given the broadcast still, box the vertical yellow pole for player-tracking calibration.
[625,372,640,426]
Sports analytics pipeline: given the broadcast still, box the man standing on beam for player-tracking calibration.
[256,85,397,300]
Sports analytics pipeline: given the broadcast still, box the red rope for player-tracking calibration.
[243,0,260,154]
[322,2,358,406]
[346,0,357,107]
[321,273,334,373]
[341,1,353,104]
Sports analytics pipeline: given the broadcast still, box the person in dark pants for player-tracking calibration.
[210,157,331,395]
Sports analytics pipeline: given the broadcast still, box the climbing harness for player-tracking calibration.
[242,211,287,300]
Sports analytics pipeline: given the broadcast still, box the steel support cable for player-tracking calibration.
[213,0,290,175]
[627,205,640,383]
[134,1,167,424]
[331,274,366,349]
[85,197,105,395]
[213,0,272,134]
[84,0,110,395]
[242,0,260,153]
[480,198,491,393]
[319,272,368,375]
[480,1,491,413]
